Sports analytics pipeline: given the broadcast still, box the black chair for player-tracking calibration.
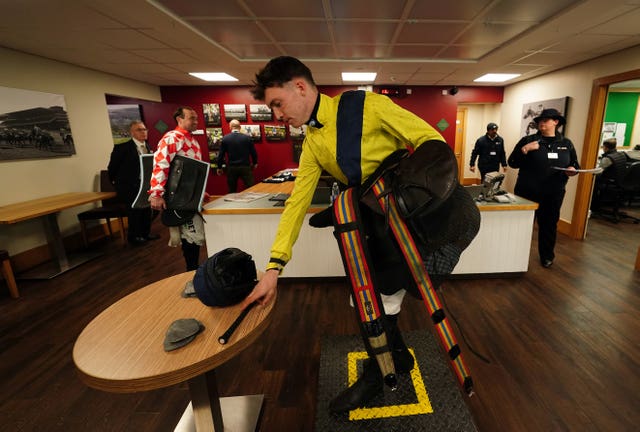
[77,170,128,246]
[592,162,640,224]
[621,161,640,208]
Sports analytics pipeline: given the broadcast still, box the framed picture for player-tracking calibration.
[107,104,143,145]
[289,124,307,141]
[0,85,77,161]
[223,104,247,121]
[521,97,568,136]
[264,124,286,141]
[240,124,261,141]
[206,127,223,150]
[250,104,272,121]
[203,103,221,126]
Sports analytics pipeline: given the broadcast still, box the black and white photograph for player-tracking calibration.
[264,124,286,141]
[107,104,143,145]
[240,124,261,141]
[521,97,568,136]
[203,103,221,126]
[0,86,76,161]
[223,104,247,121]
[250,104,272,121]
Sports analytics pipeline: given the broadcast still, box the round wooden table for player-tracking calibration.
[73,271,274,431]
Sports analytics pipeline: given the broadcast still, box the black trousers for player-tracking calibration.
[226,165,254,193]
[127,207,152,240]
[181,239,201,271]
[516,186,565,262]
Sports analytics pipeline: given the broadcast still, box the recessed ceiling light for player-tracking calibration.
[474,73,521,83]
[189,72,238,82]
[342,72,377,82]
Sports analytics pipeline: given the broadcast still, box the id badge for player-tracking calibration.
[547,152,558,159]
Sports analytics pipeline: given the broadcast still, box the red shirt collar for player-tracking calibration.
[175,126,192,137]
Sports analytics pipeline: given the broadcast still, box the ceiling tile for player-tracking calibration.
[396,22,467,44]
[187,19,266,45]
[329,0,406,19]
[281,44,335,59]
[456,22,535,46]
[390,45,445,58]
[489,0,580,22]
[262,20,331,44]
[332,21,398,45]
[153,0,248,17]
[244,0,326,18]
[408,0,492,21]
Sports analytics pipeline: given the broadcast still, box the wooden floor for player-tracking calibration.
[1,213,639,432]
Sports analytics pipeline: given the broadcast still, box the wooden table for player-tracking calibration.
[0,192,115,279]
[73,271,274,432]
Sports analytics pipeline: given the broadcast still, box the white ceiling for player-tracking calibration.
[1,0,639,87]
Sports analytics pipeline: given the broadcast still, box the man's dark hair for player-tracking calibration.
[251,56,316,100]
[173,106,194,123]
[602,137,617,151]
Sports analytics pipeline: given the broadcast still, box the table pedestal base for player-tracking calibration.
[175,395,264,432]
[17,251,103,279]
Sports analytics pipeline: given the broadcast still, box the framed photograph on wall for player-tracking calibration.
[206,127,223,150]
[250,104,272,121]
[289,124,306,141]
[107,104,143,145]
[0,86,77,161]
[264,124,286,141]
[521,97,568,136]
[203,103,221,126]
[240,124,261,141]
[223,104,247,121]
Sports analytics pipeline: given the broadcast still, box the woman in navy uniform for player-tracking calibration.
[508,108,579,268]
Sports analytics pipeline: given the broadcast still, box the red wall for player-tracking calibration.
[108,85,503,195]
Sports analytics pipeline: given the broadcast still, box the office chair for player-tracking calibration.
[621,161,640,210]
[592,162,639,224]
[77,170,128,246]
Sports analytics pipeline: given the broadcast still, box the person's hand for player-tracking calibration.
[241,268,278,309]
[253,164,258,169]
[469,166,475,172]
[149,195,166,210]
[565,166,578,177]
[522,141,540,154]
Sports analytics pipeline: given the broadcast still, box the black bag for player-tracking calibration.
[192,248,257,307]
[161,155,210,226]
[392,140,458,219]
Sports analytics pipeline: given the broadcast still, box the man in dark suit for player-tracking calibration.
[107,120,158,245]
[216,119,258,192]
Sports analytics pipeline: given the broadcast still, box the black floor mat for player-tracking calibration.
[315,330,477,432]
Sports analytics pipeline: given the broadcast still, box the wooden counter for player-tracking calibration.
[202,180,539,276]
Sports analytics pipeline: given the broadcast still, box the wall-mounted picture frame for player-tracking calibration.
[289,124,306,141]
[264,124,286,141]
[521,97,568,136]
[223,104,247,121]
[203,103,221,126]
[108,104,143,145]
[250,104,272,121]
[206,127,223,150]
[240,124,261,141]
[0,85,77,161]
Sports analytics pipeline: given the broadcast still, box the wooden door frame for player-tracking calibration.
[455,107,467,184]
[571,68,640,239]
